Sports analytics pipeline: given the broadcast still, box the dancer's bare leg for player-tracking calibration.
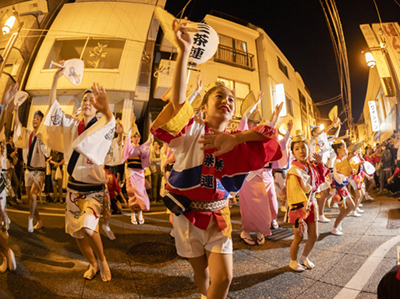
[206,251,232,299]
[318,189,329,217]
[188,255,209,296]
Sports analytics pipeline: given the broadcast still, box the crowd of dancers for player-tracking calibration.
[0,19,390,299]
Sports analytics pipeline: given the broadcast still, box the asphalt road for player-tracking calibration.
[1,192,399,299]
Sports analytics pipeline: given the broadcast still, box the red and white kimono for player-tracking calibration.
[151,101,282,236]
[285,160,330,231]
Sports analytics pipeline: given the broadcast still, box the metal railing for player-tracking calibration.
[214,44,255,71]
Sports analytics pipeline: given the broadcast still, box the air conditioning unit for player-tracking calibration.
[153,59,176,99]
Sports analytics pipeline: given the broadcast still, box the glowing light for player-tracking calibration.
[2,16,16,34]
[365,52,376,68]
[319,124,325,130]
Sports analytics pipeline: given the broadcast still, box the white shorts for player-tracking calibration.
[173,211,233,258]
[25,170,45,188]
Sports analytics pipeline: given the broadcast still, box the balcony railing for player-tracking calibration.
[214,44,255,71]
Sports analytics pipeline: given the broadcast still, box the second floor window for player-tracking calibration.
[44,38,126,70]
[214,34,255,70]
[277,56,289,78]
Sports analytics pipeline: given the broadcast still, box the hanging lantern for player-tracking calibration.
[186,23,218,66]
[365,52,376,68]
[154,7,218,66]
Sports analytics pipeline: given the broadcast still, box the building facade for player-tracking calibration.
[360,22,400,145]
[152,11,318,139]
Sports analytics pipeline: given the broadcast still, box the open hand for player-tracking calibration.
[54,60,65,80]
[131,112,137,129]
[312,152,322,164]
[172,18,193,53]
[287,119,293,132]
[199,129,238,157]
[90,83,110,116]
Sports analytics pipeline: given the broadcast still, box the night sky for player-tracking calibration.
[165,0,400,122]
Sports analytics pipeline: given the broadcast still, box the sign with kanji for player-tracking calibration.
[368,101,380,132]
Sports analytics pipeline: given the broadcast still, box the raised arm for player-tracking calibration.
[49,61,64,106]
[187,74,203,104]
[115,118,124,145]
[171,19,193,114]
[0,83,18,132]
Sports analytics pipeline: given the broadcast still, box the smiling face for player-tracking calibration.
[32,114,42,129]
[202,86,235,125]
[131,133,140,145]
[81,92,96,118]
[153,141,160,150]
[292,141,308,163]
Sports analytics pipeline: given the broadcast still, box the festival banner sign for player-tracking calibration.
[368,101,380,132]
[360,24,395,97]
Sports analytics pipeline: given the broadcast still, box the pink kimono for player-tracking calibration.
[237,119,279,235]
[122,130,151,211]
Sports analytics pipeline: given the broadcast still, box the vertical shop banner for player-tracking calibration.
[368,101,380,132]
[380,23,400,82]
[361,24,396,97]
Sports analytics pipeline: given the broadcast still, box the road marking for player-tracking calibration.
[334,235,400,299]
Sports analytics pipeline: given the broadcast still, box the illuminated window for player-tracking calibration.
[44,38,125,70]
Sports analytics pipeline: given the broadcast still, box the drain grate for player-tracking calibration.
[265,227,293,241]
[388,209,400,229]
[127,242,178,264]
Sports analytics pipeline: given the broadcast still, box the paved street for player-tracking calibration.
[1,192,399,299]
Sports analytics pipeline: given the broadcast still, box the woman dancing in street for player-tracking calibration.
[151,19,282,299]
[38,66,114,282]
[121,113,151,225]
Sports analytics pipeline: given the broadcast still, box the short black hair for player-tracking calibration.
[34,110,44,119]
[332,142,344,156]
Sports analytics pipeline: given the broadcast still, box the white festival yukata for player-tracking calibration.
[15,122,50,188]
[37,100,115,238]
[0,129,9,237]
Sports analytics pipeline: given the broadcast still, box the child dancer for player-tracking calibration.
[121,113,151,225]
[331,140,357,236]
[0,83,19,273]
[286,135,330,271]
[309,117,340,223]
[349,148,366,216]
[151,19,282,299]
[38,66,114,282]
[14,102,50,232]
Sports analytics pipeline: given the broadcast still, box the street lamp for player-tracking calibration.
[2,16,16,34]
[365,52,376,68]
